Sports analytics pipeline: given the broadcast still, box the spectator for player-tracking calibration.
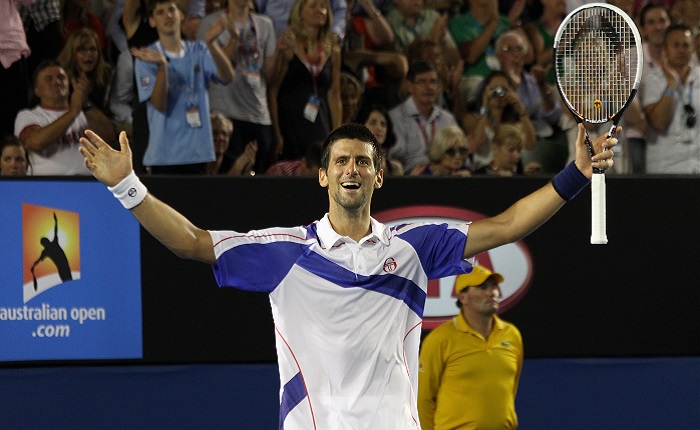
[1,0,33,139]
[0,135,30,176]
[473,122,536,176]
[131,0,234,174]
[265,139,323,175]
[494,29,565,174]
[640,24,700,174]
[255,0,347,38]
[197,0,277,173]
[341,71,363,123]
[60,0,108,50]
[389,61,459,173]
[58,28,114,112]
[409,124,471,176]
[206,112,258,175]
[448,0,527,103]
[20,0,62,79]
[355,103,403,175]
[418,265,523,430]
[109,49,136,135]
[465,70,536,172]
[15,60,116,175]
[386,0,456,55]
[267,0,342,162]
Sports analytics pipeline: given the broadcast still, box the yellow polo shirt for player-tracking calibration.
[418,313,523,430]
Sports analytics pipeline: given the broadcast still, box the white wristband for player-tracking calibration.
[107,170,148,209]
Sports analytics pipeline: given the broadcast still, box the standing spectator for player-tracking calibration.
[448,0,527,103]
[255,0,347,38]
[409,124,471,176]
[0,136,30,176]
[1,0,33,139]
[197,0,277,173]
[58,28,114,112]
[641,24,700,174]
[418,265,523,430]
[131,0,234,174]
[389,60,458,173]
[268,0,342,162]
[15,60,115,175]
[20,0,62,79]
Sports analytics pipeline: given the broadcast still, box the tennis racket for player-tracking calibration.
[553,3,642,244]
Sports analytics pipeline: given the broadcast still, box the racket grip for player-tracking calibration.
[590,173,607,245]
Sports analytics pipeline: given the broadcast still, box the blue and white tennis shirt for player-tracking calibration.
[210,214,471,429]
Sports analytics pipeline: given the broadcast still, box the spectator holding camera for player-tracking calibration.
[465,70,536,172]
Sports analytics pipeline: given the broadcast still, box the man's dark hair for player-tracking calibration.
[664,23,693,45]
[639,3,670,27]
[32,60,63,89]
[406,60,436,82]
[147,0,181,16]
[320,123,382,171]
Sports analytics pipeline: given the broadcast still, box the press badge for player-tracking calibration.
[304,94,320,123]
[245,64,262,88]
[186,101,202,127]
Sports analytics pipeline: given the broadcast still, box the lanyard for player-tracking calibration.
[307,42,324,96]
[237,14,259,62]
[414,116,436,148]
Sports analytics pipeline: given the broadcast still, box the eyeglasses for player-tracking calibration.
[500,45,524,54]
[77,46,99,54]
[684,104,696,128]
[444,147,469,156]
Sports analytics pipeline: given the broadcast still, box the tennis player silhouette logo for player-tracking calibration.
[22,205,81,303]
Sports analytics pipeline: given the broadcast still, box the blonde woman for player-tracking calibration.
[58,28,113,111]
[410,125,471,176]
[268,0,342,162]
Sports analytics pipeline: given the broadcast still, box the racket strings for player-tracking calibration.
[556,7,639,123]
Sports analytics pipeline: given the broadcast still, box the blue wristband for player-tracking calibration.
[552,161,590,201]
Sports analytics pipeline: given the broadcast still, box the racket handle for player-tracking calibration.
[591,172,607,245]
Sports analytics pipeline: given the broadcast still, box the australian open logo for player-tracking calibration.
[383,257,397,273]
[22,204,81,303]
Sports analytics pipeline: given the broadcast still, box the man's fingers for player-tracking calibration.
[119,131,132,157]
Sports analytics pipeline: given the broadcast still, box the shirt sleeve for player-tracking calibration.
[134,57,158,103]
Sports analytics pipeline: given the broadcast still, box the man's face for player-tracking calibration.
[642,8,670,47]
[496,34,526,73]
[149,2,183,36]
[319,138,382,213]
[664,29,694,70]
[459,278,501,316]
[409,70,440,107]
[34,66,70,104]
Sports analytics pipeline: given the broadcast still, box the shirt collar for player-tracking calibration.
[407,96,439,122]
[453,311,504,336]
[316,213,391,249]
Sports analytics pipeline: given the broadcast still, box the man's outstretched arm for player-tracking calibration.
[464,123,619,259]
[79,130,216,264]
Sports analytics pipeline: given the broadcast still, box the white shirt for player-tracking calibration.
[209,214,471,429]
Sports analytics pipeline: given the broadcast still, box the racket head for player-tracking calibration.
[553,3,643,125]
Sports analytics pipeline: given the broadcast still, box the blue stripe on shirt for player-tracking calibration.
[279,372,307,430]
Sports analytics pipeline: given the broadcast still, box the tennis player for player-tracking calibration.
[80,122,616,429]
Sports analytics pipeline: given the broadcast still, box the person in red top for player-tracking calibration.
[60,0,108,50]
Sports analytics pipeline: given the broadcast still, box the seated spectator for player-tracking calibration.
[131,0,234,174]
[448,0,527,103]
[58,28,114,112]
[197,0,277,174]
[267,0,342,162]
[341,71,364,123]
[389,61,459,173]
[14,60,116,175]
[354,103,403,175]
[60,0,108,50]
[265,139,323,175]
[206,112,258,175]
[0,135,30,176]
[409,124,471,176]
[473,123,537,176]
[464,70,536,172]
[494,29,565,174]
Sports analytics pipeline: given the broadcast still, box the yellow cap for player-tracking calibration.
[454,265,504,294]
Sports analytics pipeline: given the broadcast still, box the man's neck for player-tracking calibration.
[41,98,69,110]
[462,310,495,338]
[229,2,251,22]
[413,98,434,119]
[673,64,692,83]
[159,33,183,52]
[328,208,372,243]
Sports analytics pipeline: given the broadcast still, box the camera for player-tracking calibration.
[491,86,507,98]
